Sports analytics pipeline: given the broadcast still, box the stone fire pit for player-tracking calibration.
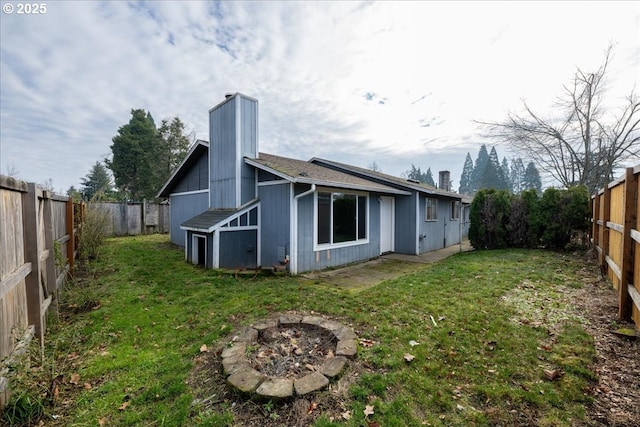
[221,314,357,399]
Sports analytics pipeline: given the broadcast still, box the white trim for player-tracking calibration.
[192,234,207,266]
[290,183,297,274]
[220,225,259,232]
[312,190,370,252]
[291,183,316,274]
[184,230,188,261]
[256,202,261,266]
[170,189,209,197]
[156,140,209,198]
[258,179,290,187]
[212,230,220,268]
[415,194,420,255]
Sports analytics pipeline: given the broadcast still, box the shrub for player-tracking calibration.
[469,189,511,249]
[77,205,110,261]
[470,186,589,251]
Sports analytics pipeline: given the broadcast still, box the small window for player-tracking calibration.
[451,201,460,220]
[426,198,438,221]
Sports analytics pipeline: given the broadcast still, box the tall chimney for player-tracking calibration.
[209,93,259,209]
[439,171,451,191]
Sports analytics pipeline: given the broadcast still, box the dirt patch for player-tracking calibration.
[250,324,337,379]
[571,260,640,426]
[187,313,367,426]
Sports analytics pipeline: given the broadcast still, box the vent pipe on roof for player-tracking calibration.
[225,93,234,99]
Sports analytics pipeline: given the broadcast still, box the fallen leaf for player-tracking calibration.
[200,344,208,352]
[70,373,80,385]
[404,353,415,362]
[341,411,352,420]
[409,340,420,347]
[135,326,141,334]
[119,401,130,411]
[84,383,92,390]
[364,405,375,417]
[98,418,107,426]
[367,422,380,427]
[307,402,318,414]
[456,404,465,410]
[360,339,375,347]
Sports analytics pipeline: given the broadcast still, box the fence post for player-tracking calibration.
[22,183,44,351]
[42,191,58,317]
[591,194,600,252]
[619,168,637,321]
[66,198,75,277]
[599,184,611,274]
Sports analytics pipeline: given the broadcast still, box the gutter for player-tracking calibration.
[290,184,316,275]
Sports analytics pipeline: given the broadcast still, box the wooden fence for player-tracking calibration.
[0,175,83,407]
[591,165,640,328]
[91,201,169,236]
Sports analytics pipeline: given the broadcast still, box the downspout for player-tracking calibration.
[290,184,316,275]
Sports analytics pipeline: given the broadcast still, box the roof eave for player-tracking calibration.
[157,140,209,198]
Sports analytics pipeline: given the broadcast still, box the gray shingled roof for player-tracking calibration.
[310,157,463,199]
[181,208,238,232]
[246,153,410,195]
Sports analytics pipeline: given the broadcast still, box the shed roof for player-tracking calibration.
[180,199,259,233]
[246,153,410,195]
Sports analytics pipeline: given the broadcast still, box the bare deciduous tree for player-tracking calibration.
[478,45,639,194]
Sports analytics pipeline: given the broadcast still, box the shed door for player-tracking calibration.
[380,196,394,254]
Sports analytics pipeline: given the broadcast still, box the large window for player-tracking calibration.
[317,192,367,247]
[426,198,438,221]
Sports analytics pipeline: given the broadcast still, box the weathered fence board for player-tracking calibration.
[592,165,640,328]
[0,175,81,408]
[90,201,169,236]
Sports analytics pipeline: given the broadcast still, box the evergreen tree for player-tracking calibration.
[424,167,435,187]
[471,144,490,193]
[479,147,508,190]
[459,153,474,195]
[523,162,542,193]
[510,158,526,194]
[80,161,114,200]
[158,117,191,178]
[106,109,160,201]
[501,157,511,192]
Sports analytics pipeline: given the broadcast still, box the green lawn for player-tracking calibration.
[3,235,597,426]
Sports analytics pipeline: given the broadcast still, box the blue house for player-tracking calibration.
[158,93,467,274]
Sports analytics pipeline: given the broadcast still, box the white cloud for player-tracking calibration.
[1,1,638,192]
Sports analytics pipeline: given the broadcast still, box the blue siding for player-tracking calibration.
[296,191,380,273]
[169,192,209,245]
[220,230,258,269]
[258,183,291,267]
[173,151,208,193]
[418,195,462,253]
[394,194,418,254]
[240,97,257,205]
[209,94,258,209]
[210,96,237,209]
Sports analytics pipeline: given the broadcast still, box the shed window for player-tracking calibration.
[316,191,367,247]
[451,201,460,220]
[426,198,438,221]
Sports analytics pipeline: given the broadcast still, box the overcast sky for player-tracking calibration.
[1,1,638,193]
